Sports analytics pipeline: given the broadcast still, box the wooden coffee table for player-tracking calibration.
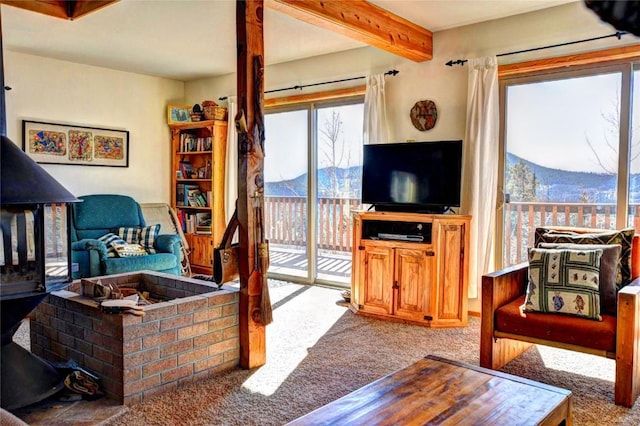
[288,355,572,425]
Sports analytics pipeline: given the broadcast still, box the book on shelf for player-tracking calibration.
[176,183,200,206]
[196,192,207,207]
[195,212,212,234]
[179,134,213,152]
[177,210,184,229]
[186,186,200,207]
[179,161,194,179]
[178,210,195,233]
[183,184,208,207]
[183,212,195,234]
[195,225,212,235]
[176,184,186,206]
[180,134,194,152]
[177,211,212,235]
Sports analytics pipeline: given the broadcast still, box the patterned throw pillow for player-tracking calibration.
[97,233,126,257]
[117,227,141,244]
[524,247,603,321]
[116,225,161,254]
[139,224,160,254]
[535,227,634,290]
[111,242,148,257]
[538,243,621,316]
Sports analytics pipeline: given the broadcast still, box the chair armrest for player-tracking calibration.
[84,239,110,260]
[72,239,109,260]
[71,239,108,277]
[155,234,181,257]
[480,262,531,369]
[618,278,640,331]
[482,262,529,314]
[72,241,87,251]
[616,277,640,406]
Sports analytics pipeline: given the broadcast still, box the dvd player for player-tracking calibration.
[378,233,424,242]
[362,219,432,244]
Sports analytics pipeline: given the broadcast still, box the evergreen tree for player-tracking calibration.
[506,160,538,201]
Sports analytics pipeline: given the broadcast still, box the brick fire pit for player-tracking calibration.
[30,271,240,405]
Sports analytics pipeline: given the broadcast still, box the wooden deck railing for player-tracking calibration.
[264,196,360,252]
[504,201,640,266]
[264,198,640,265]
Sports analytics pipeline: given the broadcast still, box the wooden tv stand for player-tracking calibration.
[350,211,470,328]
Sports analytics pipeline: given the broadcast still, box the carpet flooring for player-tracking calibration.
[100,280,640,425]
[14,280,640,425]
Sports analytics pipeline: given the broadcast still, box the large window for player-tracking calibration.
[264,98,364,286]
[500,61,638,267]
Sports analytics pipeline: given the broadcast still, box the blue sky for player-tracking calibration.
[264,70,640,183]
[506,70,640,174]
[264,103,364,183]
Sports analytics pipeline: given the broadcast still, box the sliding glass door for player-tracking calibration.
[264,108,309,280]
[315,102,363,283]
[264,98,363,286]
[500,62,637,267]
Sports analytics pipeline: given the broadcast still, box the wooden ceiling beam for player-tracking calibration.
[0,0,119,20]
[266,0,432,62]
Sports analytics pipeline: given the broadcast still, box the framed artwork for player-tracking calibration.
[167,105,192,124]
[22,120,129,167]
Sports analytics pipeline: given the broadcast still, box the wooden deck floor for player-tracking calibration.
[269,246,352,282]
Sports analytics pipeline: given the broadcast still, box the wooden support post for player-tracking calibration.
[236,0,268,369]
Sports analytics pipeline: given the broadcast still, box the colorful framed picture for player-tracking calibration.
[167,105,192,124]
[22,120,129,167]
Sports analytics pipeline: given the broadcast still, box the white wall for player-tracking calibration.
[4,51,185,203]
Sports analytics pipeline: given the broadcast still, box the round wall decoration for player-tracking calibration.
[410,100,438,131]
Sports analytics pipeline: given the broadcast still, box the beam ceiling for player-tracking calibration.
[266,0,433,62]
[0,0,119,20]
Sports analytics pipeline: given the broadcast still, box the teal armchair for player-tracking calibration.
[71,194,181,279]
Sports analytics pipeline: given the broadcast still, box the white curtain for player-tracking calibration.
[363,74,389,145]
[461,56,500,299]
[225,96,238,223]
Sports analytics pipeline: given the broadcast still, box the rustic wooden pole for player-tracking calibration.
[236,0,268,368]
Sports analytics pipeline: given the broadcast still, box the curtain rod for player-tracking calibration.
[218,69,399,101]
[445,31,627,67]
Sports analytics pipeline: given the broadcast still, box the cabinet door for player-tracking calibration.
[434,221,467,325]
[359,244,393,316]
[394,248,433,322]
[190,234,214,270]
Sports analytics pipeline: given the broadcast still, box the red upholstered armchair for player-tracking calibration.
[480,226,640,407]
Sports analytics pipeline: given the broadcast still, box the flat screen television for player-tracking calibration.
[362,140,463,213]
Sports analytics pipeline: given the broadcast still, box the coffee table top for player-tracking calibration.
[288,355,572,425]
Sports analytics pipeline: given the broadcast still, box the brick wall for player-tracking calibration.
[31,272,240,405]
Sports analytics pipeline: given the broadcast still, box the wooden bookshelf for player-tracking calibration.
[170,120,227,275]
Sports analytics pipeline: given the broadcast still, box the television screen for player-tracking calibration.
[362,140,463,213]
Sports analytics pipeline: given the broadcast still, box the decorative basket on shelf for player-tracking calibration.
[202,100,228,121]
[212,106,228,121]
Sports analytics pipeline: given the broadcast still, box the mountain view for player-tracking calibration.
[506,152,640,204]
[265,166,362,198]
[265,153,640,204]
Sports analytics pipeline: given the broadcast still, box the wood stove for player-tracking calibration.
[0,136,79,410]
